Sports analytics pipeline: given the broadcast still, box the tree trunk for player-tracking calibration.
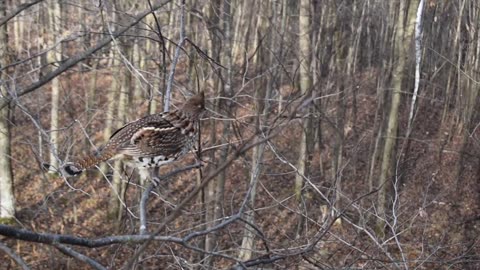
[294,0,313,202]
[132,38,142,106]
[107,0,134,221]
[48,0,62,172]
[165,1,177,56]
[13,0,23,52]
[277,0,289,114]
[238,0,271,260]
[108,51,132,223]
[99,63,119,175]
[0,0,15,223]
[204,0,223,267]
[376,0,419,235]
[211,0,234,252]
[331,4,347,215]
[100,8,120,175]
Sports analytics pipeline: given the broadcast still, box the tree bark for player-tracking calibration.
[108,62,130,222]
[238,0,272,260]
[47,0,62,172]
[0,0,15,222]
[108,1,133,221]
[12,0,23,52]
[294,0,313,202]
[376,0,419,235]
[203,0,223,266]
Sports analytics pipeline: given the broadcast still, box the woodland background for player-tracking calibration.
[0,0,479,269]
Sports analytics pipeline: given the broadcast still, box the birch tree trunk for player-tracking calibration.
[13,0,23,52]
[132,38,142,105]
[0,0,15,222]
[48,0,62,172]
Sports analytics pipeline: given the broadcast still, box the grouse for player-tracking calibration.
[61,91,205,177]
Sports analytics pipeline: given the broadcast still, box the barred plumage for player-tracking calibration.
[62,91,205,177]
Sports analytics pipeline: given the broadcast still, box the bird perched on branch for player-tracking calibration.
[60,91,205,177]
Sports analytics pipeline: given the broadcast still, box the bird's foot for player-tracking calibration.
[151,177,161,187]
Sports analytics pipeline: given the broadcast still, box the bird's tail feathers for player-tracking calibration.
[41,162,84,177]
[61,162,84,177]
[61,151,115,177]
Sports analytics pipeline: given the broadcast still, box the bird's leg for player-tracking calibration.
[138,168,152,186]
[193,154,208,168]
[192,146,208,168]
[151,167,160,186]
[138,167,162,187]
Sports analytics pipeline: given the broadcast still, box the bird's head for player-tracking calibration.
[182,91,205,119]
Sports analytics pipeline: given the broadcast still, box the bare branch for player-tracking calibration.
[0,224,182,247]
[54,244,107,270]
[0,241,30,270]
[0,0,44,27]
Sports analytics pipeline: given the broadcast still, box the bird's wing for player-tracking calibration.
[115,117,187,158]
[108,114,172,140]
